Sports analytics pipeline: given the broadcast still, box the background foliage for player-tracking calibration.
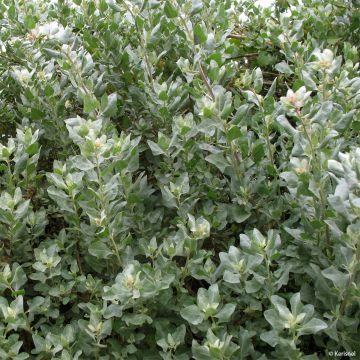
[0,0,360,359]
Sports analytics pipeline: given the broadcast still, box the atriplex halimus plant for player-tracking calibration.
[0,0,360,359]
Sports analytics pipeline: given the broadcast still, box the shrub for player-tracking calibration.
[0,0,359,359]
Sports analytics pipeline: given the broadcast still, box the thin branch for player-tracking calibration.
[198,63,215,101]
[172,1,214,101]
[117,0,153,83]
[263,71,279,76]
[227,33,246,40]
[226,53,258,60]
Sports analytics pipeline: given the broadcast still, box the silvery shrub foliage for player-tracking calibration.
[0,0,360,359]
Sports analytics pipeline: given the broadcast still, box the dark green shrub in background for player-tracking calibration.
[0,0,359,359]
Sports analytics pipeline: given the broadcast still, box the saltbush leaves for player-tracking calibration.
[0,0,359,359]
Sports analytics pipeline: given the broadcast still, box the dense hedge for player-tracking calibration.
[0,0,360,359]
